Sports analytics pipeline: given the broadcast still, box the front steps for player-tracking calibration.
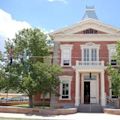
[78,104,103,113]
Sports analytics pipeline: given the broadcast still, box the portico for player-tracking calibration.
[75,61,106,107]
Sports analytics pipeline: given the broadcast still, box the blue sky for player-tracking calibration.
[0,0,120,51]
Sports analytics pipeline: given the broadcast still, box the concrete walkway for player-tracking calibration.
[0,113,119,120]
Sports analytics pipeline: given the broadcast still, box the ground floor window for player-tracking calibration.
[59,76,72,100]
[62,83,69,99]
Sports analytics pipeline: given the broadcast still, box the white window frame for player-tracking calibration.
[81,42,100,62]
[107,44,116,65]
[60,44,73,67]
[59,76,72,100]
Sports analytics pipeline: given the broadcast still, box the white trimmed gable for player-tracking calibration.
[50,19,120,36]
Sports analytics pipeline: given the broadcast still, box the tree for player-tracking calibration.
[0,69,6,91]
[0,53,11,98]
[108,41,120,108]
[0,51,2,60]
[32,62,61,105]
[13,28,49,60]
[4,28,61,108]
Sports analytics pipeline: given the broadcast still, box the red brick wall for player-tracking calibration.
[60,41,116,66]
[105,71,110,96]
[57,68,75,107]
[56,41,116,106]
[34,41,116,107]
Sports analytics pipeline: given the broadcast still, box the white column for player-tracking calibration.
[75,71,80,106]
[101,71,106,106]
[108,76,112,98]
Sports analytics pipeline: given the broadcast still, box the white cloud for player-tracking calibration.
[0,9,31,39]
[48,0,68,4]
[0,9,31,52]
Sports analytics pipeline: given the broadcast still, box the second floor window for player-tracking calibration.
[61,48,71,66]
[109,48,117,65]
[108,44,117,65]
[83,48,98,62]
[60,45,73,67]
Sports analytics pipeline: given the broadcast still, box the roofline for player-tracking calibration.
[49,18,120,36]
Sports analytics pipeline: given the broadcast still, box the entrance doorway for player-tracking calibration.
[84,82,90,104]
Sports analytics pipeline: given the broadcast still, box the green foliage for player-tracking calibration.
[12,28,49,58]
[20,75,38,95]
[4,28,62,107]
[0,70,6,91]
[0,51,2,60]
[107,41,120,97]
[108,66,120,96]
[32,62,62,94]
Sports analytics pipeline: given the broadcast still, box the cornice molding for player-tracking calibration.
[54,34,120,42]
[81,42,100,49]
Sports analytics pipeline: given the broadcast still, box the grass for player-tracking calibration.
[12,104,50,109]
[12,104,29,108]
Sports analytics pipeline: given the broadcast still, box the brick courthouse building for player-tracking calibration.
[34,7,120,109]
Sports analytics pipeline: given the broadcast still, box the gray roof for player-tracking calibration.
[82,6,98,20]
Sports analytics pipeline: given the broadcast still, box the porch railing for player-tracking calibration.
[76,61,104,66]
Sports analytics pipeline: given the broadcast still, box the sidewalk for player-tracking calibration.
[0,112,119,120]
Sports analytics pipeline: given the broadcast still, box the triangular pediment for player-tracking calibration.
[50,19,120,36]
[74,28,107,34]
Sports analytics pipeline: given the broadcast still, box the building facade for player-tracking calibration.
[49,6,120,108]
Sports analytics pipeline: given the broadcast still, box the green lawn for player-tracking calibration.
[12,104,50,109]
[12,104,29,108]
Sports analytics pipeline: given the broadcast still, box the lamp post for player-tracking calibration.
[89,72,92,79]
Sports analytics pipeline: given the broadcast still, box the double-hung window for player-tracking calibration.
[108,44,117,65]
[83,48,98,65]
[59,76,72,100]
[62,48,71,66]
[91,48,97,61]
[84,48,89,62]
[62,82,69,99]
[60,45,73,67]
[110,48,116,65]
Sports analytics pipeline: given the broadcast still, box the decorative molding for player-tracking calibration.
[59,75,72,82]
[81,42,100,48]
[60,44,73,50]
[54,34,120,42]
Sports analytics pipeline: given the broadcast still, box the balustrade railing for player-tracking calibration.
[76,61,104,66]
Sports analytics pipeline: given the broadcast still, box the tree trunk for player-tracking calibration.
[118,98,120,108]
[42,93,45,107]
[29,95,33,108]
[50,94,57,108]
[116,98,120,109]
